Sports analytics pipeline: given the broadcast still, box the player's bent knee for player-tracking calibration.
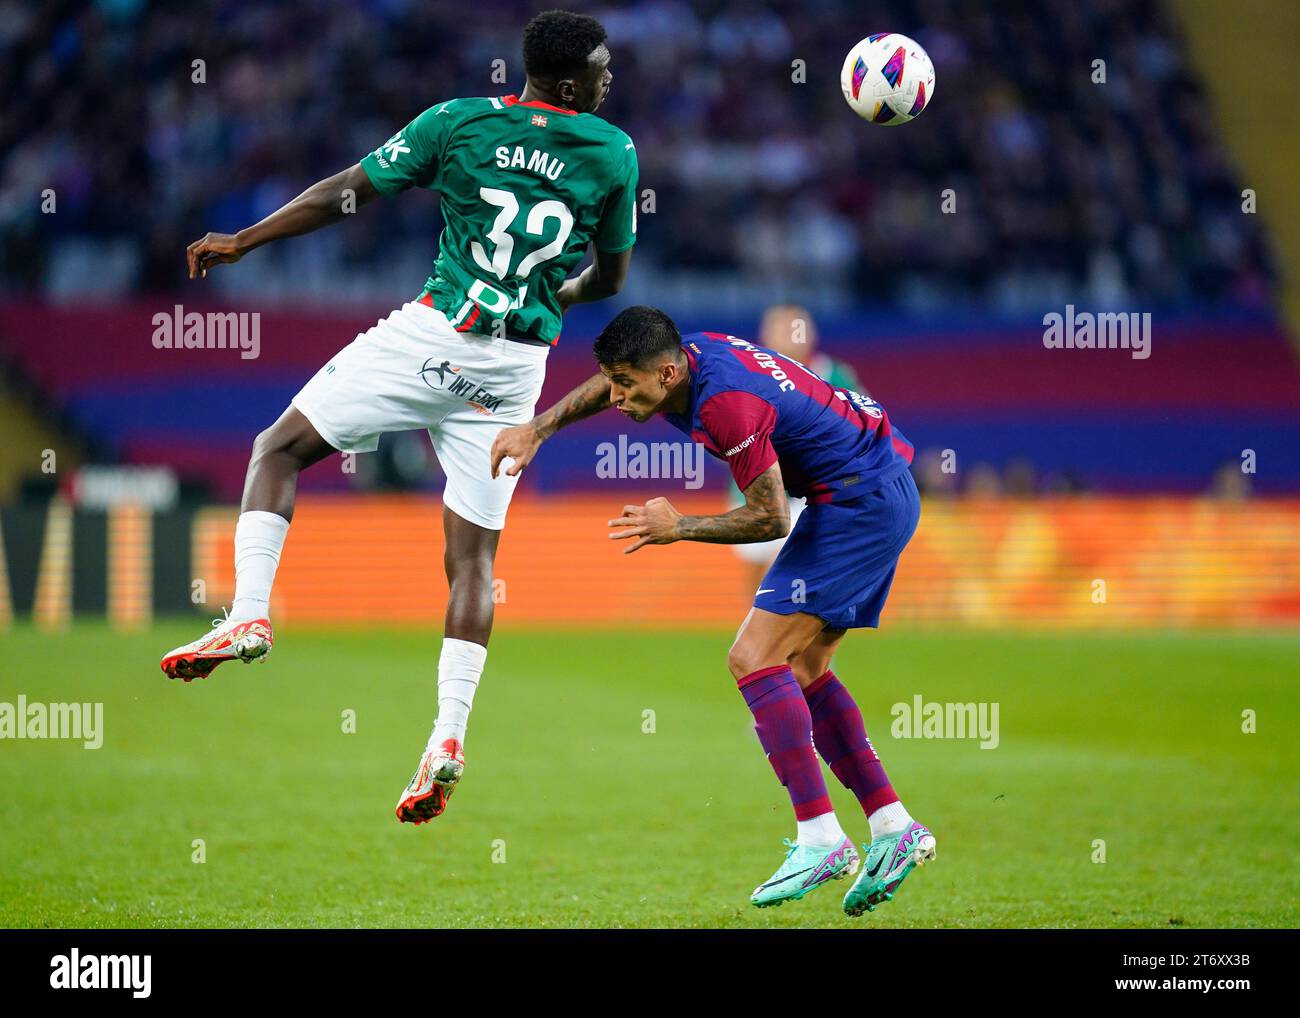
[250,407,335,470]
[252,412,302,455]
[247,428,280,474]
[727,641,784,682]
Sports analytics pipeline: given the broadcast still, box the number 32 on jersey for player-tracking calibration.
[468,187,573,316]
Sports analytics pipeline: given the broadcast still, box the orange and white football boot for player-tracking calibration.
[160,610,274,681]
[395,738,465,824]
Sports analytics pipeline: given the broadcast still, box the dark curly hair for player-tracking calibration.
[594,306,683,369]
[522,9,608,81]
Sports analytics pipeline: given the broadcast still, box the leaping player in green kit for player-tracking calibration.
[160,10,637,824]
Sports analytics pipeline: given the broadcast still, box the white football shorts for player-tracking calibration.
[291,300,548,530]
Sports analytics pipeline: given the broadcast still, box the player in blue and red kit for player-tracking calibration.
[491,305,936,914]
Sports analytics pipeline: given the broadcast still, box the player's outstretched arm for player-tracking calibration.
[489,372,613,478]
[609,464,791,553]
[186,163,379,279]
[556,249,632,311]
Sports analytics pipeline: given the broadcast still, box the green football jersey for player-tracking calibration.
[361,94,638,345]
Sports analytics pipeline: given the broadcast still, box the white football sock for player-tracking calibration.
[868,800,913,840]
[230,510,290,621]
[428,638,487,747]
[796,811,846,849]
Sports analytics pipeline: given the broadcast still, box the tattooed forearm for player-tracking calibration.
[674,465,790,544]
[533,373,612,439]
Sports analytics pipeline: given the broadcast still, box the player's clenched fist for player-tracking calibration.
[490,421,544,478]
[187,232,244,279]
[608,497,682,553]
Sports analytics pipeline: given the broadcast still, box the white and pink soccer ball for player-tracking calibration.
[840,33,936,126]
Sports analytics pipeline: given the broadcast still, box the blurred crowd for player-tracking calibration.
[0,0,1277,311]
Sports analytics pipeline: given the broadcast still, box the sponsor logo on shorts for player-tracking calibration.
[417,358,504,415]
[419,358,458,389]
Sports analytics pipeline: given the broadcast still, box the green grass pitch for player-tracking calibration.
[1,623,1296,928]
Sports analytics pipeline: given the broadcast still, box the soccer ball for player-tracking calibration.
[840,33,935,126]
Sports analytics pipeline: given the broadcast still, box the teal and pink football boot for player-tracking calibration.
[750,835,860,908]
[843,820,936,916]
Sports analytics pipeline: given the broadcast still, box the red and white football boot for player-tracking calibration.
[395,738,465,824]
[160,610,274,681]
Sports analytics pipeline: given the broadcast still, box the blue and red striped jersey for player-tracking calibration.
[663,331,915,503]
